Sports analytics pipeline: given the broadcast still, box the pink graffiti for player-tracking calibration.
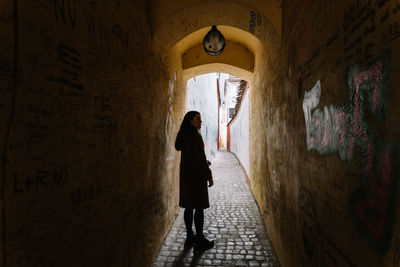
[347,62,383,159]
[303,54,397,249]
[303,60,387,161]
[333,109,347,150]
[322,107,333,148]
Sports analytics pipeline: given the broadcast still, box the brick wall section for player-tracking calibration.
[0,1,184,266]
[249,0,400,266]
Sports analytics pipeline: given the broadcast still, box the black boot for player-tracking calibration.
[184,232,195,248]
[194,234,214,251]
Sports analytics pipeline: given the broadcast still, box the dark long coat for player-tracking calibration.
[175,126,212,209]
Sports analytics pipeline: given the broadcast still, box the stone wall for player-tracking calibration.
[0,1,183,266]
[250,0,400,266]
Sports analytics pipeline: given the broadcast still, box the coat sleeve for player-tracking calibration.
[194,134,213,181]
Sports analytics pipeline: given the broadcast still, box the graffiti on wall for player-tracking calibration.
[84,7,132,67]
[248,10,262,34]
[54,0,77,28]
[302,54,390,161]
[45,42,85,94]
[57,42,84,91]
[14,168,68,193]
[302,51,399,252]
[165,72,176,170]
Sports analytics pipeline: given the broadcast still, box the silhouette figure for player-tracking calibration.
[175,111,214,251]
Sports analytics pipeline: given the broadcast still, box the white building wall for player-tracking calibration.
[186,73,219,160]
[229,89,250,178]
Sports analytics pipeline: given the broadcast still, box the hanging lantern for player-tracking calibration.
[203,25,225,56]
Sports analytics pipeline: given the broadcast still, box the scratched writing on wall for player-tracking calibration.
[46,42,85,92]
[57,42,84,91]
[70,185,101,205]
[302,51,398,252]
[54,0,77,28]
[342,0,400,63]
[84,8,131,63]
[14,168,68,193]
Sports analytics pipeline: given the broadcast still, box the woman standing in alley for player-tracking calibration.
[175,111,214,250]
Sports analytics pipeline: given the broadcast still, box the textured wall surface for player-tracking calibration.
[186,73,219,160]
[249,0,400,266]
[0,1,15,264]
[0,1,184,266]
[228,88,250,178]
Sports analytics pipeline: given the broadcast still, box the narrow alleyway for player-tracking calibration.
[154,151,280,266]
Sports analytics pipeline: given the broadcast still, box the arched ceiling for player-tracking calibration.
[176,25,261,56]
[149,0,282,80]
[179,26,259,80]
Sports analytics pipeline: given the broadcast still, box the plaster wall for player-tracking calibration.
[249,0,400,266]
[228,88,250,179]
[186,73,219,160]
[0,1,185,266]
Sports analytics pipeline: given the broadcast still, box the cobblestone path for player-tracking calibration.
[153,151,280,267]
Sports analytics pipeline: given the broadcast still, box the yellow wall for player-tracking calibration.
[182,41,254,73]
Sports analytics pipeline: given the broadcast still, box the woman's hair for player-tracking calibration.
[175,111,200,151]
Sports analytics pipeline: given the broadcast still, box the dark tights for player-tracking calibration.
[184,208,204,237]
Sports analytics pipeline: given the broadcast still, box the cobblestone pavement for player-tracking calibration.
[153,151,280,267]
